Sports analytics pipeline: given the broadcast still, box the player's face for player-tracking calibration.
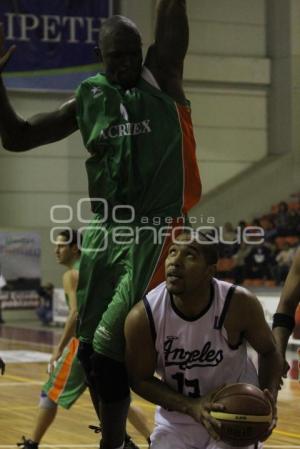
[165,234,210,296]
[54,235,74,266]
[102,29,143,89]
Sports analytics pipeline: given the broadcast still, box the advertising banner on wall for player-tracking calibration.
[0,0,112,91]
[0,232,41,309]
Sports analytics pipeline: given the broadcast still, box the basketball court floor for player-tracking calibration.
[0,323,299,449]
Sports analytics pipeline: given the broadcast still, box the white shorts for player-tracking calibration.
[150,421,263,449]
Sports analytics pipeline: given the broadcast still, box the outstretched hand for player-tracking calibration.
[0,23,16,72]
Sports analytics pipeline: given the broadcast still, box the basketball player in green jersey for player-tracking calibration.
[18,230,151,449]
[18,229,85,449]
[0,2,201,448]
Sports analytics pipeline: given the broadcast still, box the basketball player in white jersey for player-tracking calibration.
[125,231,283,449]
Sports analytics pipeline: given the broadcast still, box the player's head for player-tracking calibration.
[165,230,219,296]
[97,15,143,89]
[54,229,81,267]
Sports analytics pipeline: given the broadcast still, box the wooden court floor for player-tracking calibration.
[0,326,299,449]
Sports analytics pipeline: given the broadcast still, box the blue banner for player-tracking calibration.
[0,0,112,91]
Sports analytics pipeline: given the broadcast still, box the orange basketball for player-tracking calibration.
[210,383,272,447]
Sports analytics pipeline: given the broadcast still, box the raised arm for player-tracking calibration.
[145,0,189,103]
[273,249,300,358]
[0,23,78,152]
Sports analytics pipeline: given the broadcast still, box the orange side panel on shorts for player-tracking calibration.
[146,221,184,293]
[48,338,79,403]
[145,106,201,293]
[176,104,202,214]
[146,235,170,292]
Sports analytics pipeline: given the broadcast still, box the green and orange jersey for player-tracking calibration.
[76,68,201,219]
[64,258,80,308]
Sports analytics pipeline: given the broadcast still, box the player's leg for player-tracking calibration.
[18,338,86,448]
[91,350,131,449]
[31,395,58,443]
[91,227,169,449]
[76,221,119,424]
[17,394,57,448]
[77,222,170,448]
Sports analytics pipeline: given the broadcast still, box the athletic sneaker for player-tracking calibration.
[91,424,140,449]
[17,437,38,449]
[98,434,140,449]
[124,434,140,449]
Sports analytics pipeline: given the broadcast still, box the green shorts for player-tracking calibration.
[43,337,86,409]
[76,218,178,361]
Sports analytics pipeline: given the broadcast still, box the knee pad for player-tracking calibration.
[91,352,130,403]
[39,391,57,409]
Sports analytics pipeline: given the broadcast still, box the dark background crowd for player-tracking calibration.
[217,193,300,286]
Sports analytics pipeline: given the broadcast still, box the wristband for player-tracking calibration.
[272,313,295,332]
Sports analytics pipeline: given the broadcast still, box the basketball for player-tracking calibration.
[210,383,272,447]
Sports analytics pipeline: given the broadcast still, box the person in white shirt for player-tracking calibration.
[125,231,283,449]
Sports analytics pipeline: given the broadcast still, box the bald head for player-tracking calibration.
[98,15,143,89]
[99,15,142,48]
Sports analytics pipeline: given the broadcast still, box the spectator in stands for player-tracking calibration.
[287,209,300,235]
[252,218,261,227]
[237,220,247,232]
[245,243,275,280]
[219,221,238,257]
[36,282,54,326]
[260,216,277,242]
[232,242,252,284]
[275,243,297,285]
[274,201,290,237]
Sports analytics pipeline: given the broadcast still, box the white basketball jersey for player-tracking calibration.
[144,278,258,426]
